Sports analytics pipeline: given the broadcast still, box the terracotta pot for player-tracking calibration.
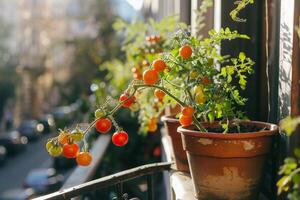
[161,115,189,173]
[177,121,278,200]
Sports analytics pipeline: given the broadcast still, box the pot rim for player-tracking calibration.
[177,120,278,139]
[161,115,179,123]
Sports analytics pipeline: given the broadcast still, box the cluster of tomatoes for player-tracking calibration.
[142,44,193,85]
[144,35,163,54]
[46,129,93,167]
[179,106,195,127]
[95,106,130,147]
[45,43,200,166]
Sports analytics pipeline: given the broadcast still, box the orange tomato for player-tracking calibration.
[143,69,159,85]
[58,133,69,145]
[76,152,92,166]
[148,123,158,132]
[179,114,193,126]
[179,45,192,59]
[152,59,166,72]
[182,106,194,117]
[154,89,165,100]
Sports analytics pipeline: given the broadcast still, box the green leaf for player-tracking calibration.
[277,175,291,195]
[280,116,300,136]
[208,112,215,122]
[295,148,300,158]
[239,52,246,61]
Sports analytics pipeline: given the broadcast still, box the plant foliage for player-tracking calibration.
[230,0,254,22]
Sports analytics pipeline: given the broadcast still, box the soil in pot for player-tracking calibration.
[178,121,278,200]
[161,115,189,173]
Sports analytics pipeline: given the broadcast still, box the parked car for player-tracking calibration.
[0,188,36,200]
[18,120,43,141]
[0,145,7,166]
[23,168,64,194]
[38,114,55,134]
[0,130,27,155]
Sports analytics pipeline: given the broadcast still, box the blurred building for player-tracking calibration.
[0,0,99,126]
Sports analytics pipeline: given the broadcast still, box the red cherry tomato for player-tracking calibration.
[179,45,193,59]
[153,146,161,157]
[76,152,92,166]
[119,93,136,107]
[63,143,79,158]
[143,69,159,85]
[202,76,210,85]
[112,131,128,147]
[152,59,166,72]
[95,118,112,133]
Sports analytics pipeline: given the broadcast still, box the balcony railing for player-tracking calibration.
[33,162,172,200]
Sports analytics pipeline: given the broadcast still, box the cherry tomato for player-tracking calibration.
[142,60,149,66]
[182,106,194,117]
[131,67,139,73]
[48,145,63,157]
[46,141,63,157]
[146,36,151,42]
[46,140,54,152]
[179,45,192,59]
[95,118,112,133]
[143,69,159,85]
[133,72,142,80]
[154,89,165,100]
[179,114,193,126]
[63,143,79,158]
[152,59,166,72]
[119,93,136,107]
[195,93,206,104]
[154,35,161,42]
[190,70,199,79]
[153,146,161,157]
[148,117,158,132]
[112,131,128,147]
[148,123,158,132]
[76,152,92,166]
[202,76,210,85]
[58,133,69,145]
[95,109,105,118]
[70,129,84,142]
[150,35,156,42]
[193,85,204,95]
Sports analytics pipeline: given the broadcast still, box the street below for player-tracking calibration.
[0,133,56,195]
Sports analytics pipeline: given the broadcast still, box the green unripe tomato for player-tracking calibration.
[70,129,84,142]
[46,141,62,157]
[46,140,54,152]
[190,70,199,79]
[95,109,105,118]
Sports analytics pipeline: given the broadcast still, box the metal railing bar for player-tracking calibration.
[146,174,153,200]
[33,162,172,200]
